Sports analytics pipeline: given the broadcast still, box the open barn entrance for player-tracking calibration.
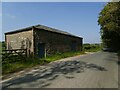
[71,41,77,51]
[38,43,45,58]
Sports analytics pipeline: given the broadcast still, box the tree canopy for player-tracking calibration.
[98,2,120,51]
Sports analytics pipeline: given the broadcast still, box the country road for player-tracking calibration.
[2,51,119,89]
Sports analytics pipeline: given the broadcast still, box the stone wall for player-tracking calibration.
[34,29,82,56]
[5,30,34,55]
[5,28,82,57]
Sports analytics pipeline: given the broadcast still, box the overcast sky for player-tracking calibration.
[2,2,107,43]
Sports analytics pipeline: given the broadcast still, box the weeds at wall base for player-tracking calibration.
[2,51,85,75]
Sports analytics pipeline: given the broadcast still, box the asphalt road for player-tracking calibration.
[2,51,119,89]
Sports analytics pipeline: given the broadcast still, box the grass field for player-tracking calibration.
[83,43,101,52]
[0,41,6,54]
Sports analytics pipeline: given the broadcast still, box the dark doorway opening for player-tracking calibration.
[38,43,45,58]
[71,41,77,51]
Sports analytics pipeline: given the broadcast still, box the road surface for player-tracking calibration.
[2,51,119,89]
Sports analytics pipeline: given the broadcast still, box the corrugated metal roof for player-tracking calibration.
[5,24,82,39]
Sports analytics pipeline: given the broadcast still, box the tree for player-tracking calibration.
[98,2,120,51]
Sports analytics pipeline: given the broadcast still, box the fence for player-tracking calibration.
[2,49,27,64]
[2,49,27,55]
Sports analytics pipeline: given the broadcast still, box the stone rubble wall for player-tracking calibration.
[34,29,82,56]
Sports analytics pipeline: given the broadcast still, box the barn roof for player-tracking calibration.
[5,24,82,39]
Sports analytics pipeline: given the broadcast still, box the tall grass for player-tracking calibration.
[2,51,85,75]
[83,43,101,52]
[0,44,1,50]
[45,51,85,62]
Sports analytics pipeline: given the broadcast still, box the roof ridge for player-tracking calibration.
[35,24,70,34]
[5,24,82,39]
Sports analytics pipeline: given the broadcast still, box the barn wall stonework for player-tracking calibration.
[5,27,83,57]
[5,30,34,54]
[34,29,82,56]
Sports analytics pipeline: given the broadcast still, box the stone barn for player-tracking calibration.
[5,24,83,57]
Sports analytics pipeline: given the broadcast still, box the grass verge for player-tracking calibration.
[83,43,101,52]
[2,51,85,75]
[84,48,101,52]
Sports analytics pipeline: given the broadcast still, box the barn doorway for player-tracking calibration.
[71,41,77,51]
[38,43,45,58]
